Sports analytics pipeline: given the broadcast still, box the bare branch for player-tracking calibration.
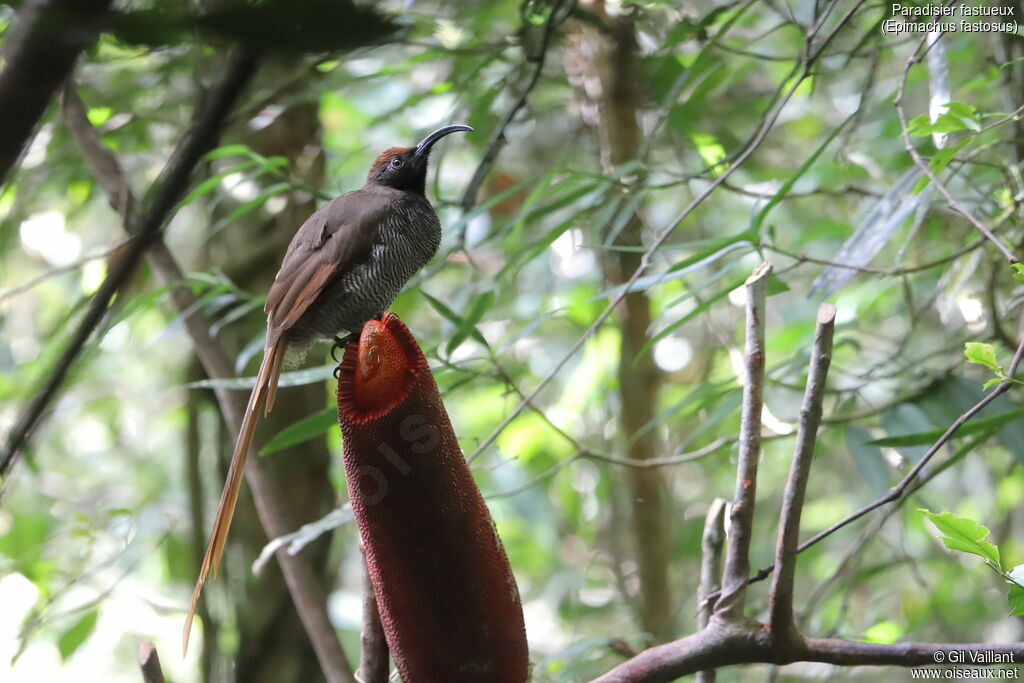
[696,498,727,683]
[715,262,770,621]
[0,0,112,186]
[768,303,835,639]
[56,71,357,683]
[0,238,132,304]
[138,641,166,683]
[791,333,1024,554]
[594,621,1024,683]
[359,548,389,683]
[60,85,137,223]
[706,330,1024,604]
[0,52,258,481]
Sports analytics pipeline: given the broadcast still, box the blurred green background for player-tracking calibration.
[1,0,1023,680]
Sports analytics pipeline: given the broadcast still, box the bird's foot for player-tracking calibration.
[331,333,358,378]
[331,333,358,360]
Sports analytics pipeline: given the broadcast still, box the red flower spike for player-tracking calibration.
[337,312,529,682]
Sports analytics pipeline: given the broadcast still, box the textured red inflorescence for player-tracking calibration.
[337,316,419,421]
[337,313,529,682]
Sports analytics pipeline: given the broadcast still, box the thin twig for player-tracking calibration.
[714,262,770,621]
[768,303,835,639]
[485,449,586,500]
[466,1,862,466]
[458,0,570,216]
[894,34,1018,263]
[762,226,995,276]
[138,641,166,683]
[0,51,258,481]
[0,238,133,303]
[485,436,736,500]
[359,547,389,683]
[588,437,734,468]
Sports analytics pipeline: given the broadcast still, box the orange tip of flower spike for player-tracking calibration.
[337,312,420,422]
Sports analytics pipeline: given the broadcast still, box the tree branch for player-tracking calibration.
[359,547,389,683]
[695,498,726,683]
[768,303,835,639]
[715,262,770,621]
[703,330,1024,604]
[0,51,258,481]
[613,319,1024,680]
[594,620,1024,683]
[138,641,166,683]
[0,0,112,186]
[55,75,358,683]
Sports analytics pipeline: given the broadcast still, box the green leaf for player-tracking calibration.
[57,609,99,661]
[765,272,790,296]
[1008,565,1024,616]
[420,290,487,352]
[913,138,970,193]
[226,182,292,221]
[203,144,253,161]
[260,407,338,456]
[864,620,903,644]
[86,107,113,126]
[964,342,1002,373]
[943,101,982,131]
[867,406,1024,447]
[446,290,494,356]
[944,101,978,119]
[908,103,982,136]
[1008,583,1024,617]
[920,509,1001,569]
[907,114,935,136]
[1012,263,1024,282]
[177,159,258,208]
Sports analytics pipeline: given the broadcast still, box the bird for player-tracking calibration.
[183,124,472,652]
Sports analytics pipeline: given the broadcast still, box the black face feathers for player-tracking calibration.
[366,125,472,194]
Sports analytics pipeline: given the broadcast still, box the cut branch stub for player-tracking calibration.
[337,312,528,682]
[768,302,836,640]
[715,262,771,621]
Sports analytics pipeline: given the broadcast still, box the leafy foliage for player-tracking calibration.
[921,509,1024,617]
[1,0,1023,680]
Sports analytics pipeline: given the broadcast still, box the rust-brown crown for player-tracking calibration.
[367,146,414,181]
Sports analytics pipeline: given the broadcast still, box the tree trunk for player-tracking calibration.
[569,5,675,643]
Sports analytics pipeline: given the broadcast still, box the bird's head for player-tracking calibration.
[367,124,472,194]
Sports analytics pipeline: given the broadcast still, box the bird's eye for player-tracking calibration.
[391,157,404,169]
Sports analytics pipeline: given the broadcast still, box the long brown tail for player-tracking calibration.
[182,337,287,655]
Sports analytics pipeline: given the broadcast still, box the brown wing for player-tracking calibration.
[264,188,394,340]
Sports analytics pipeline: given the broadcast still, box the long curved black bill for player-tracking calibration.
[413,124,473,158]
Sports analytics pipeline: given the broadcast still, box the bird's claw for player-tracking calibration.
[330,334,359,377]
